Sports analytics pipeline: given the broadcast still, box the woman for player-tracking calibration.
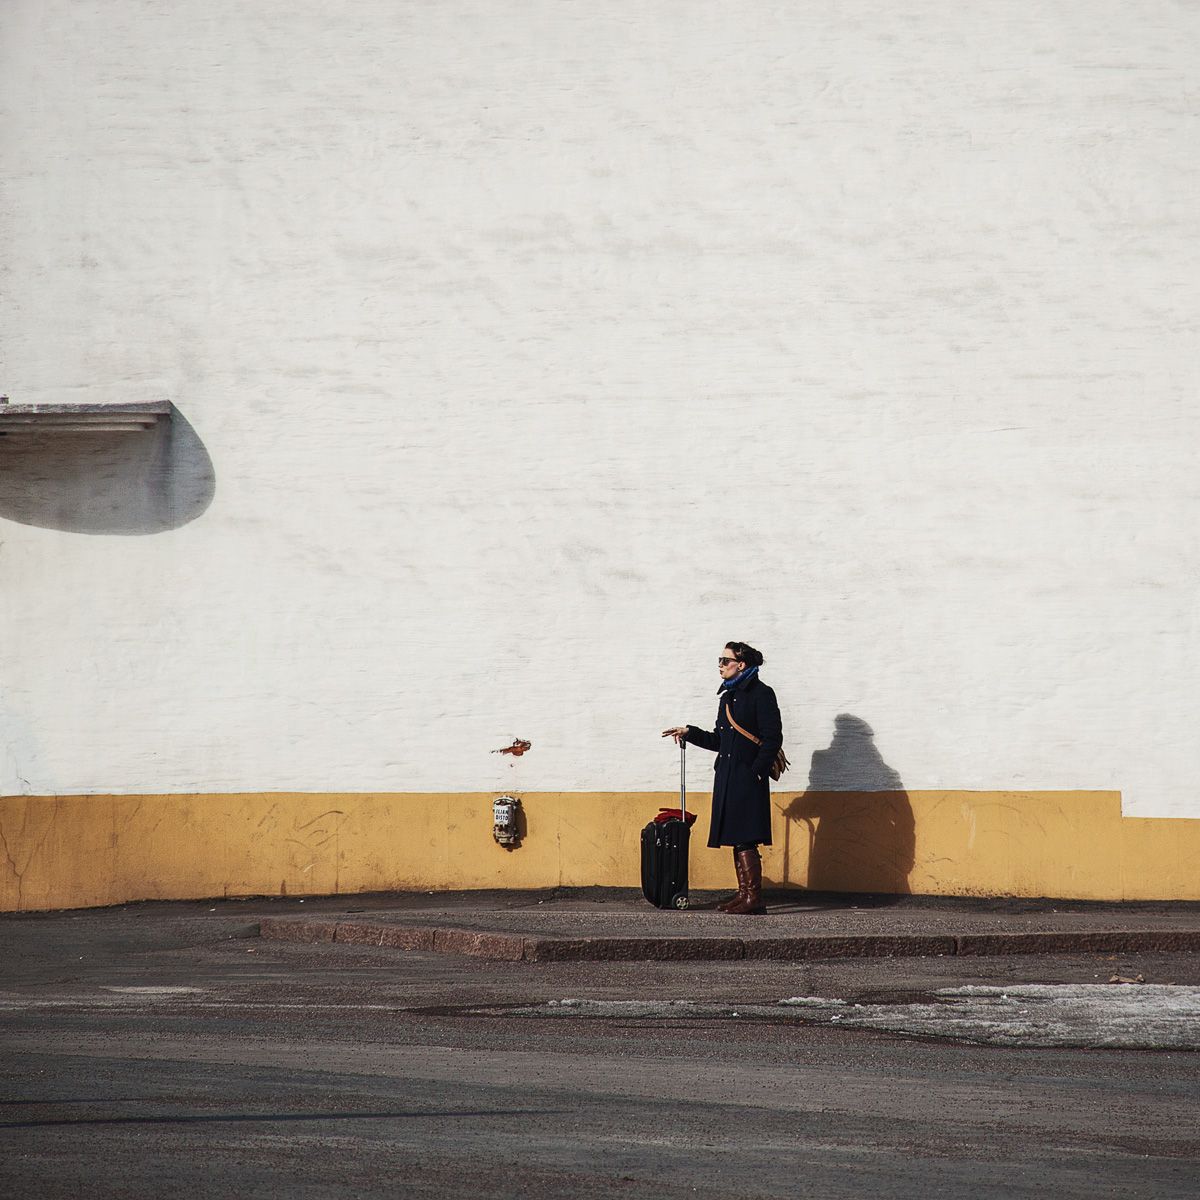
[663,641,782,915]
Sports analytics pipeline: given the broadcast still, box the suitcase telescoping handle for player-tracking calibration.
[679,739,686,813]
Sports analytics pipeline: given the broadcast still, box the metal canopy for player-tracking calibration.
[0,402,171,434]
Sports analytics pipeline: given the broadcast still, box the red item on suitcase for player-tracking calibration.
[654,807,697,826]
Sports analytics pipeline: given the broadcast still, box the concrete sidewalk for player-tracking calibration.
[258,888,1200,963]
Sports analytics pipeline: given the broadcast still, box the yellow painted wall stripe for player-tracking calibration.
[2,790,1198,911]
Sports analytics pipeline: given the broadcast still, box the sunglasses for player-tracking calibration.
[717,657,741,666]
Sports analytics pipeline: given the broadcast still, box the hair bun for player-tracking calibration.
[726,641,764,668]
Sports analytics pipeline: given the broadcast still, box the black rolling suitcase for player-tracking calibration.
[641,742,695,910]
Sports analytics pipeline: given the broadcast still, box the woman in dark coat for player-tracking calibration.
[663,641,783,915]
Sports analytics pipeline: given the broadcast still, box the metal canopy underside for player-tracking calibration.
[0,402,171,434]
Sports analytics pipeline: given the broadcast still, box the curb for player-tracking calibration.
[257,916,1200,963]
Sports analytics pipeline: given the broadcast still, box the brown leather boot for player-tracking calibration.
[725,847,767,915]
[716,849,746,912]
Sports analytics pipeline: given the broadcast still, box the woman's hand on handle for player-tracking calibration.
[662,726,688,746]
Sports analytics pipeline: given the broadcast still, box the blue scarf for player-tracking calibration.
[719,664,759,691]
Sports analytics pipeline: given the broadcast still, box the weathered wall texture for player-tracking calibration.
[2,2,1198,905]
[4,789,1199,912]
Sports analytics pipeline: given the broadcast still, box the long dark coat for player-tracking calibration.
[685,673,782,848]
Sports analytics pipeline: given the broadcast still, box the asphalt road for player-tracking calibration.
[2,899,1198,1199]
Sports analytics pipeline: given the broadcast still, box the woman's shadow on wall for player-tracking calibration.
[0,404,214,534]
[776,714,915,900]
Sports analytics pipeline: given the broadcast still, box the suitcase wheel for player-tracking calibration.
[671,893,689,910]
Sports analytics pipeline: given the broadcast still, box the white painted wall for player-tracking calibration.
[2,1,1197,815]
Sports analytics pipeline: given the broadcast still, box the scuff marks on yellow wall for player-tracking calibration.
[1,789,1198,911]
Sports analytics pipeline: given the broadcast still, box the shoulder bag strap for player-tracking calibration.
[724,703,762,746]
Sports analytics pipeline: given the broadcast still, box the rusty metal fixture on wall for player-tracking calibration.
[493,795,522,848]
[492,738,531,757]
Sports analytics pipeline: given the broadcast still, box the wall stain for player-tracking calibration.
[0,801,59,909]
[293,809,346,832]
